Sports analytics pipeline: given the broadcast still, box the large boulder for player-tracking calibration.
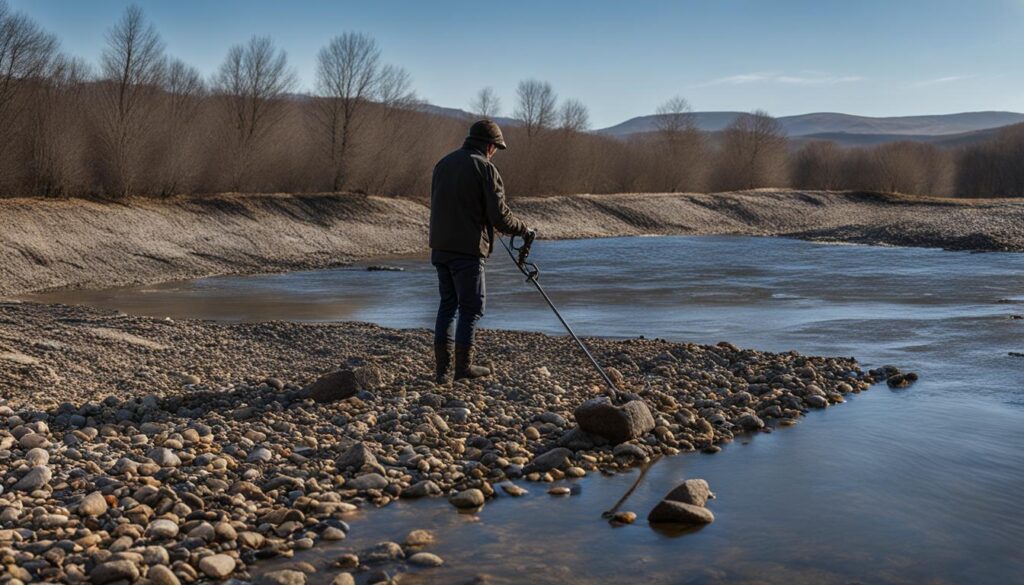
[664,479,714,507]
[573,396,655,444]
[305,361,386,403]
[647,500,715,525]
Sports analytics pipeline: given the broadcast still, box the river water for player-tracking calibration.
[28,236,1024,584]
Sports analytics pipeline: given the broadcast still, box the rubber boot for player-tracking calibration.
[454,344,490,380]
[434,342,453,384]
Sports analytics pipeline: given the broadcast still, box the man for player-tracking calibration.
[429,119,534,383]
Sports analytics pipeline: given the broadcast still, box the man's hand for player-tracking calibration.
[525,228,537,241]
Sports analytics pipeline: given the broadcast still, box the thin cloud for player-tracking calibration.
[911,75,973,87]
[699,72,864,87]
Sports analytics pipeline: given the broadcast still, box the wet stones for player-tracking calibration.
[500,483,528,497]
[402,480,441,498]
[648,479,716,526]
[409,552,445,567]
[609,511,637,526]
[362,541,405,563]
[736,413,765,431]
[648,500,714,525]
[887,372,919,388]
[664,479,714,507]
[449,488,485,509]
[804,395,829,408]
[405,529,435,547]
[574,396,655,444]
[0,302,888,583]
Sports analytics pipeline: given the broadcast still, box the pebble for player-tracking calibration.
[78,492,108,517]
[408,552,445,567]
[322,526,347,541]
[333,554,359,569]
[146,519,180,539]
[147,565,181,585]
[449,488,485,509]
[147,447,181,467]
[405,529,435,546]
[500,483,528,497]
[331,574,355,585]
[25,447,49,466]
[13,465,51,491]
[248,446,274,463]
[548,486,571,496]
[609,511,637,525]
[198,553,236,579]
[90,560,140,584]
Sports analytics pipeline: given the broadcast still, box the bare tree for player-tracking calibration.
[156,58,204,194]
[955,124,1024,197]
[514,79,557,139]
[654,96,695,135]
[470,86,501,118]
[214,35,297,191]
[558,98,589,132]
[97,4,166,197]
[790,140,842,190]
[0,0,58,187]
[712,110,788,191]
[312,33,413,191]
[651,95,705,191]
[25,53,88,196]
[0,1,57,125]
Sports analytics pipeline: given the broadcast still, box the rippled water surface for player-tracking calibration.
[30,236,1024,584]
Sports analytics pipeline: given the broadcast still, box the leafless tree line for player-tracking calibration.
[0,2,1020,200]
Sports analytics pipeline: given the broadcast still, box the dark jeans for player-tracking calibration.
[432,250,486,346]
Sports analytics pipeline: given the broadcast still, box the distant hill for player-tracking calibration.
[596,110,1024,139]
[789,123,1022,149]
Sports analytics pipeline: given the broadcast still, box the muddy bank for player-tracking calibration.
[0,301,893,583]
[2,190,1022,296]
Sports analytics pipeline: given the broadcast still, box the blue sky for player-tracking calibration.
[10,0,1024,128]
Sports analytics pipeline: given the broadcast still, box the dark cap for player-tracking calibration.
[467,119,507,150]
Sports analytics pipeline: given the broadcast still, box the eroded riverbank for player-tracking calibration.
[0,300,882,583]
[2,190,1023,297]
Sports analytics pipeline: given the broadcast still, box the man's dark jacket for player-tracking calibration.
[429,141,528,258]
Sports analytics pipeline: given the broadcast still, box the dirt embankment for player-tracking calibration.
[2,190,1021,296]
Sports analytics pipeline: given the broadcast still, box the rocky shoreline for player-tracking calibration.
[2,190,1022,297]
[0,301,908,584]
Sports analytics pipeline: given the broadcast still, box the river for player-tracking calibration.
[27,236,1024,584]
